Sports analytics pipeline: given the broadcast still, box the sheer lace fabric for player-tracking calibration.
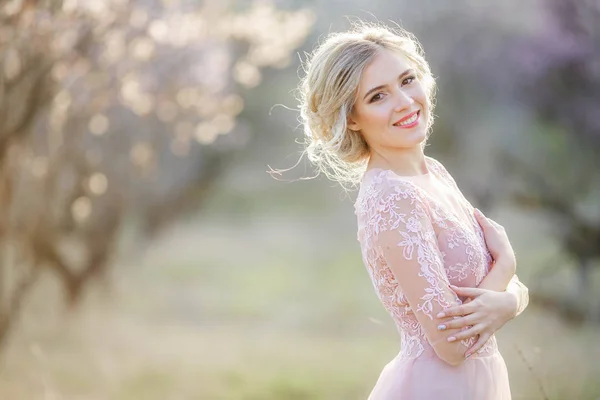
[354,157,517,399]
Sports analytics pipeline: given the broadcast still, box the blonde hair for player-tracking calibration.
[296,21,436,189]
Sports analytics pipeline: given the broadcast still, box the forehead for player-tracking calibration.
[358,49,413,95]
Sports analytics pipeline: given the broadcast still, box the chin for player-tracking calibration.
[394,129,427,148]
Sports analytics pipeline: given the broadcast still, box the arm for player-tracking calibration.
[474,210,529,318]
[475,269,529,319]
[435,208,531,356]
[430,162,530,318]
[375,185,470,366]
[505,274,529,317]
[477,260,515,293]
[474,206,517,293]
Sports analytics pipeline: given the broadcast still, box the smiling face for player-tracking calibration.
[348,49,429,153]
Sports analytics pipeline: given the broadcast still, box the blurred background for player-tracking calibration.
[0,0,599,398]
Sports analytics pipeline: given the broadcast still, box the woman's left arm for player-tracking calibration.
[473,208,529,317]
[435,210,530,357]
[438,274,529,357]
[476,268,529,318]
[504,274,529,317]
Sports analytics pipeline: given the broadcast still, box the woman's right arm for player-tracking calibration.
[373,183,472,366]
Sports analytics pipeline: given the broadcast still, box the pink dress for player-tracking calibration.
[354,156,513,400]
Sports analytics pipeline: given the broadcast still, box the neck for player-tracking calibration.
[368,146,428,176]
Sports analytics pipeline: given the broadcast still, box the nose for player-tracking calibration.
[393,88,415,112]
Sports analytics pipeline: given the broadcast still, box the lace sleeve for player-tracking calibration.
[507,274,529,317]
[427,157,460,189]
[371,179,472,365]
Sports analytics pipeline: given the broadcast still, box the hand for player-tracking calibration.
[436,285,517,357]
[474,209,516,271]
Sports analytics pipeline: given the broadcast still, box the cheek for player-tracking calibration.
[373,107,392,124]
[367,103,395,123]
[357,106,389,127]
[409,85,428,105]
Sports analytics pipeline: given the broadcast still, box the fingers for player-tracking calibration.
[474,208,505,231]
[436,302,476,319]
[438,286,488,319]
[447,323,485,342]
[487,217,504,230]
[449,284,486,298]
[437,313,479,331]
[474,208,489,228]
[465,332,491,358]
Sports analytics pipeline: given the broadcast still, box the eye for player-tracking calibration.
[369,92,385,103]
[402,75,416,86]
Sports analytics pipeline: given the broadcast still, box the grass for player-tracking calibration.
[1,200,599,399]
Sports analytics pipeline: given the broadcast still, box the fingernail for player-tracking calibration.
[447,336,456,342]
[475,208,482,216]
[437,324,446,331]
[436,312,445,318]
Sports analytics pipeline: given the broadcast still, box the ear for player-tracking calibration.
[347,114,360,131]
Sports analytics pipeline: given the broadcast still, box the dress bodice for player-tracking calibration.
[354,157,498,359]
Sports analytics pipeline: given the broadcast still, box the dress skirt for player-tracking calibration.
[368,348,511,400]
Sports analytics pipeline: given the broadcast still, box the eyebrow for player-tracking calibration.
[362,69,415,101]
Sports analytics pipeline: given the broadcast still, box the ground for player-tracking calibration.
[1,198,599,399]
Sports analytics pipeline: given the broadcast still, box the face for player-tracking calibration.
[348,49,429,152]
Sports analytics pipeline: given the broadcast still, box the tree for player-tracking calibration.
[428,0,600,321]
[503,0,600,321]
[0,0,313,347]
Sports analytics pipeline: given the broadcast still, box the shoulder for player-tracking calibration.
[354,169,426,218]
[425,156,448,175]
[426,156,458,185]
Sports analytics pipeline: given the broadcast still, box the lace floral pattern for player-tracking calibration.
[355,158,498,359]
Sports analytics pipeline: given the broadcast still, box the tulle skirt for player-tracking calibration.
[368,349,511,400]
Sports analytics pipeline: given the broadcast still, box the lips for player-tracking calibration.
[393,110,420,127]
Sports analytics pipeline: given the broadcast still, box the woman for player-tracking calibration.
[296,22,529,399]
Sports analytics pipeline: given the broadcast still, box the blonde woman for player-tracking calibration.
[296,22,529,399]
